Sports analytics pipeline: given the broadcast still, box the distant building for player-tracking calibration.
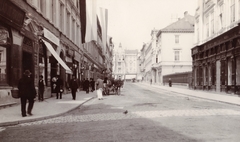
[113,43,125,79]
[124,49,138,81]
[112,44,138,80]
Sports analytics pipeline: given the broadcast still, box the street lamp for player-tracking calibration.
[72,63,77,77]
[80,65,85,75]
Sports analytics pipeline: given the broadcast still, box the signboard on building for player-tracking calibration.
[43,28,59,46]
[0,0,25,29]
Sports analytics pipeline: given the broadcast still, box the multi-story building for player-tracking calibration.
[141,42,153,83]
[112,43,125,79]
[139,12,194,85]
[192,0,240,95]
[0,0,112,106]
[124,49,138,81]
[0,0,82,101]
[153,11,194,85]
[112,44,138,80]
[80,3,113,81]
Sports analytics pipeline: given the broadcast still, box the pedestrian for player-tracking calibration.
[82,78,86,91]
[56,75,63,99]
[103,77,108,95]
[70,75,79,100]
[18,70,36,117]
[84,78,90,94]
[169,78,172,87]
[38,75,45,102]
[90,78,95,92]
[95,76,104,100]
[150,79,152,85]
[103,77,108,88]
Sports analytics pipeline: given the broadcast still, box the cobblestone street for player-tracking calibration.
[18,108,240,126]
[2,83,240,142]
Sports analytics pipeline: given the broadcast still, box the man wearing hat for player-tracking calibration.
[18,70,36,117]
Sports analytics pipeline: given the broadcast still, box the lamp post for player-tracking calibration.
[73,63,77,77]
[80,65,85,80]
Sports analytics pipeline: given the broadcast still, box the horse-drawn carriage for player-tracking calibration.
[103,78,123,95]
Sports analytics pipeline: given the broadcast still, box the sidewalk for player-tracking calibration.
[0,91,96,127]
[137,82,240,106]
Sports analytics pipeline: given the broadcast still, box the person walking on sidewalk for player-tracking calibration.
[18,70,36,117]
[70,75,79,100]
[95,77,104,100]
[84,78,90,94]
[168,78,172,87]
[56,75,63,99]
[38,75,45,102]
[90,78,95,92]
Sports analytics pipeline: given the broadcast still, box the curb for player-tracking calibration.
[138,83,240,107]
[0,97,95,127]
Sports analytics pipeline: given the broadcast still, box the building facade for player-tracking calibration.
[0,0,112,106]
[192,0,240,95]
[139,12,194,85]
[141,42,153,83]
[124,49,138,81]
[112,43,125,79]
[112,44,138,80]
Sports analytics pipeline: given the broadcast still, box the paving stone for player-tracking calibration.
[17,108,240,127]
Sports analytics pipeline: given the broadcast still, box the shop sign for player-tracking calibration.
[74,51,81,61]
[0,27,9,44]
[43,28,59,46]
[0,0,25,28]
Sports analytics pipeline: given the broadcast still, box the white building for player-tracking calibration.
[112,43,125,79]
[149,11,194,85]
[112,43,138,80]
[124,49,138,81]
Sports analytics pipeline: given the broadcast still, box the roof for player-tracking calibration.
[160,13,194,33]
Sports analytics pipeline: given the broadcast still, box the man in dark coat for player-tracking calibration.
[85,78,90,94]
[82,78,86,91]
[18,70,36,117]
[38,75,45,101]
[70,75,79,100]
[169,78,172,87]
[56,75,63,99]
[90,78,95,92]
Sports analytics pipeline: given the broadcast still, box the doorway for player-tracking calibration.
[22,51,33,73]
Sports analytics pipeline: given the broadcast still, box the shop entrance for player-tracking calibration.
[22,51,33,73]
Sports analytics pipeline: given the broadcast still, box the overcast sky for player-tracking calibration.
[97,0,198,51]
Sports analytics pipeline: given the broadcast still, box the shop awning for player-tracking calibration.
[42,39,72,74]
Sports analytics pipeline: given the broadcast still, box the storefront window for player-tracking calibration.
[0,46,7,84]
[208,65,211,85]
[228,59,232,85]
[236,57,240,85]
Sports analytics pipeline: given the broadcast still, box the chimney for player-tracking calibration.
[184,11,188,17]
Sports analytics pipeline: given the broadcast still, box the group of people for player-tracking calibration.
[17,70,80,117]
[17,69,124,117]
[81,78,95,93]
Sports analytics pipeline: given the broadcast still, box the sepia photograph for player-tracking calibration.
[1,0,240,141]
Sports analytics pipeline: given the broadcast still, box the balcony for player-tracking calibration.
[152,62,162,69]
